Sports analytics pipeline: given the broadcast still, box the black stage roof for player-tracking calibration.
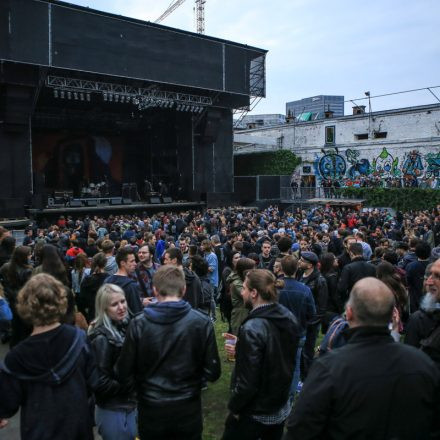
[0,0,267,101]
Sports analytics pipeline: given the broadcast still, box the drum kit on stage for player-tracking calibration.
[81,181,109,198]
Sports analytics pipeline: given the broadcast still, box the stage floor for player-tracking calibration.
[28,201,206,217]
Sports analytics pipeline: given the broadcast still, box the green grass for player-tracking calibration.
[201,315,326,439]
[202,319,233,440]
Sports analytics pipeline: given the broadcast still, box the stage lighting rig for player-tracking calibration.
[45,75,213,113]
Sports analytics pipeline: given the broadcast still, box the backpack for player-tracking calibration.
[318,316,349,356]
[200,278,214,308]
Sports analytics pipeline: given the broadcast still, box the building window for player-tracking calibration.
[355,133,369,140]
[277,136,284,148]
[373,131,387,139]
[325,126,335,144]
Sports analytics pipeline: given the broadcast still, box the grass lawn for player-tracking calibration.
[201,315,325,439]
[202,319,233,439]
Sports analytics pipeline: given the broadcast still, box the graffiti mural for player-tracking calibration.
[401,150,424,178]
[425,152,440,178]
[372,147,400,177]
[316,148,346,179]
[345,149,371,178]
[310,146,440,185]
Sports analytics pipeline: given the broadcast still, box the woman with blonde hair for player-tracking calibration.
[0,273,97,438]
[88,283,136,440]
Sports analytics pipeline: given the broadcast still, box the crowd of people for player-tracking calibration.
[0,204,439,439]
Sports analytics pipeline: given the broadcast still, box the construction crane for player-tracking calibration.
[155,0,206,34]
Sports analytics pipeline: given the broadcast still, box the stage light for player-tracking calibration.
[60,90,65,99]
[73,92,78,100]
[86,93,91,102]
[198,107,204,113]
[80,93,85,101]
[120,95,125,103]
[126,97,131,103]
[109,94,113,102]
[177,104,181,111]
[54,89,59,98]
[115,94,119,102]
[67,91,72,100]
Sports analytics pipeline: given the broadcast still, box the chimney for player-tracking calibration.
[352,105,366,115]
[324,110,334,119]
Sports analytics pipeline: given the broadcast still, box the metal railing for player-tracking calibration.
[281,186,345,200]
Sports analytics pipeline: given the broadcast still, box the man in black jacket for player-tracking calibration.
[105,247,143,316]
[298,251,328,379]
[337,242,376,305]
[163,247,201,309]
[284,277,440,440]
[117,265,221,440]
[222,269,299,440]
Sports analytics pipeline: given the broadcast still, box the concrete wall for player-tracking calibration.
[234,104,440,185]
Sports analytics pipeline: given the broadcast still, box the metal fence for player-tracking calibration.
[281,186,345,200]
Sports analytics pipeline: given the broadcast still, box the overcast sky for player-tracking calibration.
[63,0,440,115]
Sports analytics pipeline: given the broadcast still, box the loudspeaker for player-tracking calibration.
[123,198,132,205]
[32,194,46,210]
[69,199,83,207]
[202,109,222,141]
[47,198,55,207]
[149,197,161,204]
[110,197,123,205]
[86,199,98,207]
[162,197,172,203]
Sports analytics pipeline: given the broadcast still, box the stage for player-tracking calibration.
[0,0,266,218]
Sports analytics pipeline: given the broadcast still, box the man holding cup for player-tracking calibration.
[222,269,300,440]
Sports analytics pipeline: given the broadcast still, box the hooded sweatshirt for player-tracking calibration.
[105,274,143,315]
[0,325,98,440]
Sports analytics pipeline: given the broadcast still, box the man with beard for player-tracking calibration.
[135,245,160,303]
[222,269,299,440]
[405,259,440,369]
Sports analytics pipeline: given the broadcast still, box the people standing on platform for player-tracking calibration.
[117,265,220,440]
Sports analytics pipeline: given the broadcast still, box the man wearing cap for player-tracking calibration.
[298,251,328,379]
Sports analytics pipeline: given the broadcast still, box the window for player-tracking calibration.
[277,136,284,148]
[325,126,335,144]
[355,133,369,140]
[373,131,387,139]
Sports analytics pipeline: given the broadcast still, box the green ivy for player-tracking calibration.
[337,187,440,211]
[234,150,301,176]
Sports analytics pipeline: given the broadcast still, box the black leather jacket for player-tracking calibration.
[228,303,299,416]
[116,300,220,406]
[89,322,136,410]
